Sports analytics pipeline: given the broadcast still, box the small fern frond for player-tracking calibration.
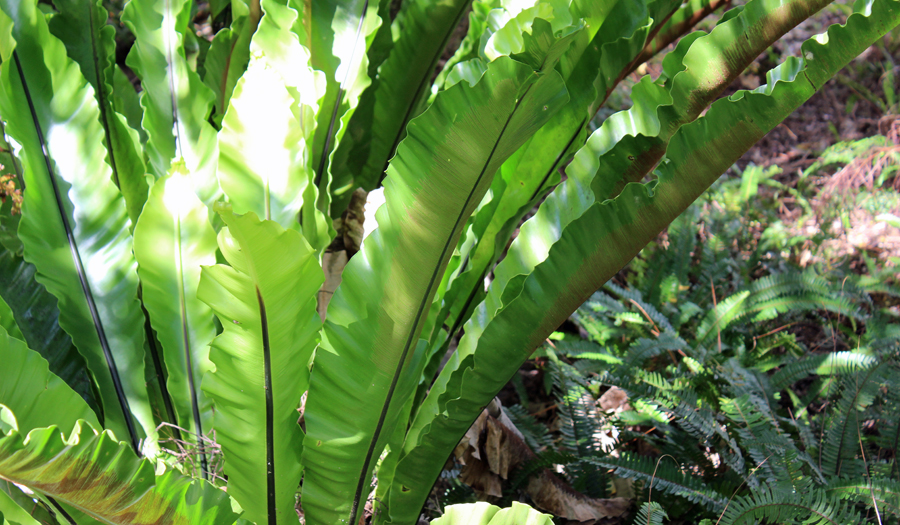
[632,501,668,525]
[824,477,900,517]
[504,405,555,452]
[583,290,627,314]
[770,351,877,391]
[591,453,727,512]
[721,485,865,525]
[621,333,689,370]
[821,359,896,477]
[508,449,577,492]
[695,291,752,348]
[550,361,607,497]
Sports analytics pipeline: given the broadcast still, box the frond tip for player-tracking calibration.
[634,501,668,525]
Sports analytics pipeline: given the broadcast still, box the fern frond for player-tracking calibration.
[824,477,900,517]
[677,301,704,327]
[583,290,627,315]
[621,333,689,370]
[591,453,727,512]
[820,359,896,477]
[721,485,864,525]
[554,338,603,356]
[632,501,668,525]
[550,362,606,497]
[749,295,863,324]
[695,291,751,348]
[504,405,555,452]
[605,282,648,305]
[862,325,900,356]
[750,272,833,301]
[623,293,677,335]
[508,449,577,492]
[555,338,622,365]
[664,392,721,444]
[770,351,877,391]
[752,330,805,362]
[695,271,868,350]
[638,370,692,393]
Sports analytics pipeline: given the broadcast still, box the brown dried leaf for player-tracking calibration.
[598,387,630,413]
[525,475,630,523]
[454,402,631,521]
[317,250,348,321]
[332,188,367,255]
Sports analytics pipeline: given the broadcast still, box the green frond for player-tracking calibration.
[592,453,727,512]
[771,351,877,391]
[825,477,900,517]
[581,290,628,315]
[508,450,578,493]
[694,291,751,348]
[550,361,607,497]
[694,271,868,350]
[721,485,864,525]
[605,282,650,307]
[632,501,668,525]
[620,334,689,370]
[820,359,897,477]
[504,405,555,452]
[656,389,722,444]
[553,338,603,356]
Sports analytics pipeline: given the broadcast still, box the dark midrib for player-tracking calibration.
[376,1,472,187]
[449,116,585,307]
[86,2,120,189]
[421,275,482,388]
[528,117,586,202]
[445,270,485,345]
[12,52,140,453]
[176,211,208,478]
[103,0,181,449]
[314,0,368,188]
[348,83,535,525]
[47,496,77,525]
[138,287,180,438]
[182,301,208,477]
[257,287,276,525]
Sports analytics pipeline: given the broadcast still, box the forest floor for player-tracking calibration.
[639,1,900,274]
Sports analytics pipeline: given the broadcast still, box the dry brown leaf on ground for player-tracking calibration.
[525,475,630,523]
[598,387,631,413]
[454,402,630,523]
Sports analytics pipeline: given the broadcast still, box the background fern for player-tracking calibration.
[496,169,900,524]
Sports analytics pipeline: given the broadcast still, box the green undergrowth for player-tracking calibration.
[479,165,900,524]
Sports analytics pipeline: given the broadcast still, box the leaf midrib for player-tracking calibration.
[347,82,536,525]
[12,51,139,452]
[174,206,208,478]
[256,286,277,525]
[90,0,182,448]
